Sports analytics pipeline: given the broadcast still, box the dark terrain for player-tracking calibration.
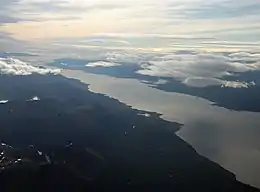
[0,74,258,192]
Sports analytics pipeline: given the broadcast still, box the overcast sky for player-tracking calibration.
[0,0,260,52]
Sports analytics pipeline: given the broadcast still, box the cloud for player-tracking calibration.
[38,44,259,88]
[154,79,169,85]
[228,52,260,63]
[221,81,256,88]
[136,51,260,87]
[0,57,61,75]
[0,14,25,24]
[138,53,230,78]
[84,39,130,46]
[0,0,32,24]
[138,113,151,117]
[183,77,224,87]
[0,0,127,23]
[0,35,28,54]
[0,0,20,9]
[0,100,9,104]
[86,61,120,67]
[28,96,40,101]
[105,52,146,64]
[183,77,256,88]
[1,0,260,47]
[22,39,259,89]
[22,0,126,13]
[45,47,259,88]
[180,0,260,21]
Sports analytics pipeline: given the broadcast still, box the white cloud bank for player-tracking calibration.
[0,57,61,75]
[183,77,224,87]
[137,53,260,78]
[86,61,120,67]
[221,81,256,88]
[183,77,256,88]
[137,52,260,88]
[28,96,40,101]
[0,100,9,104]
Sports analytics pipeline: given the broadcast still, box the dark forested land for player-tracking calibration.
[0,74,258,192]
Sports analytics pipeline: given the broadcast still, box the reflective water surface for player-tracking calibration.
[62,69,260,188]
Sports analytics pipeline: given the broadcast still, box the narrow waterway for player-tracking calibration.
[62,69,260,188]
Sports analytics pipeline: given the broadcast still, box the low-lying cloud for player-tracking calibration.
[28,96,40,102]
[137,52,260,78]
[81,50,260,88]
[136,52,260,88]
[32,47,260,88]
[86,61,120,67]
[0,100,8,104]
[0,57,61,75]
[183,77,256,88]
[221,81,256,88]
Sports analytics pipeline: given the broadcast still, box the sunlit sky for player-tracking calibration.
[1,0,260,89]
[1,0,260,51]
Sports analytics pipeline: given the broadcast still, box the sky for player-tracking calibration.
[0,0,260,87]
[1,0,260,51]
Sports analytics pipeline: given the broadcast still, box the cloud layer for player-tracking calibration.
[28,96,40,101]
[1,0,260,52]
[0,100,9,104]
[136,51,260,88]
[47,47,260,88]
[86,61,120,67]
[0,57,61,75]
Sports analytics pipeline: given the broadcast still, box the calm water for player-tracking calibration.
[62,69,260,188]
